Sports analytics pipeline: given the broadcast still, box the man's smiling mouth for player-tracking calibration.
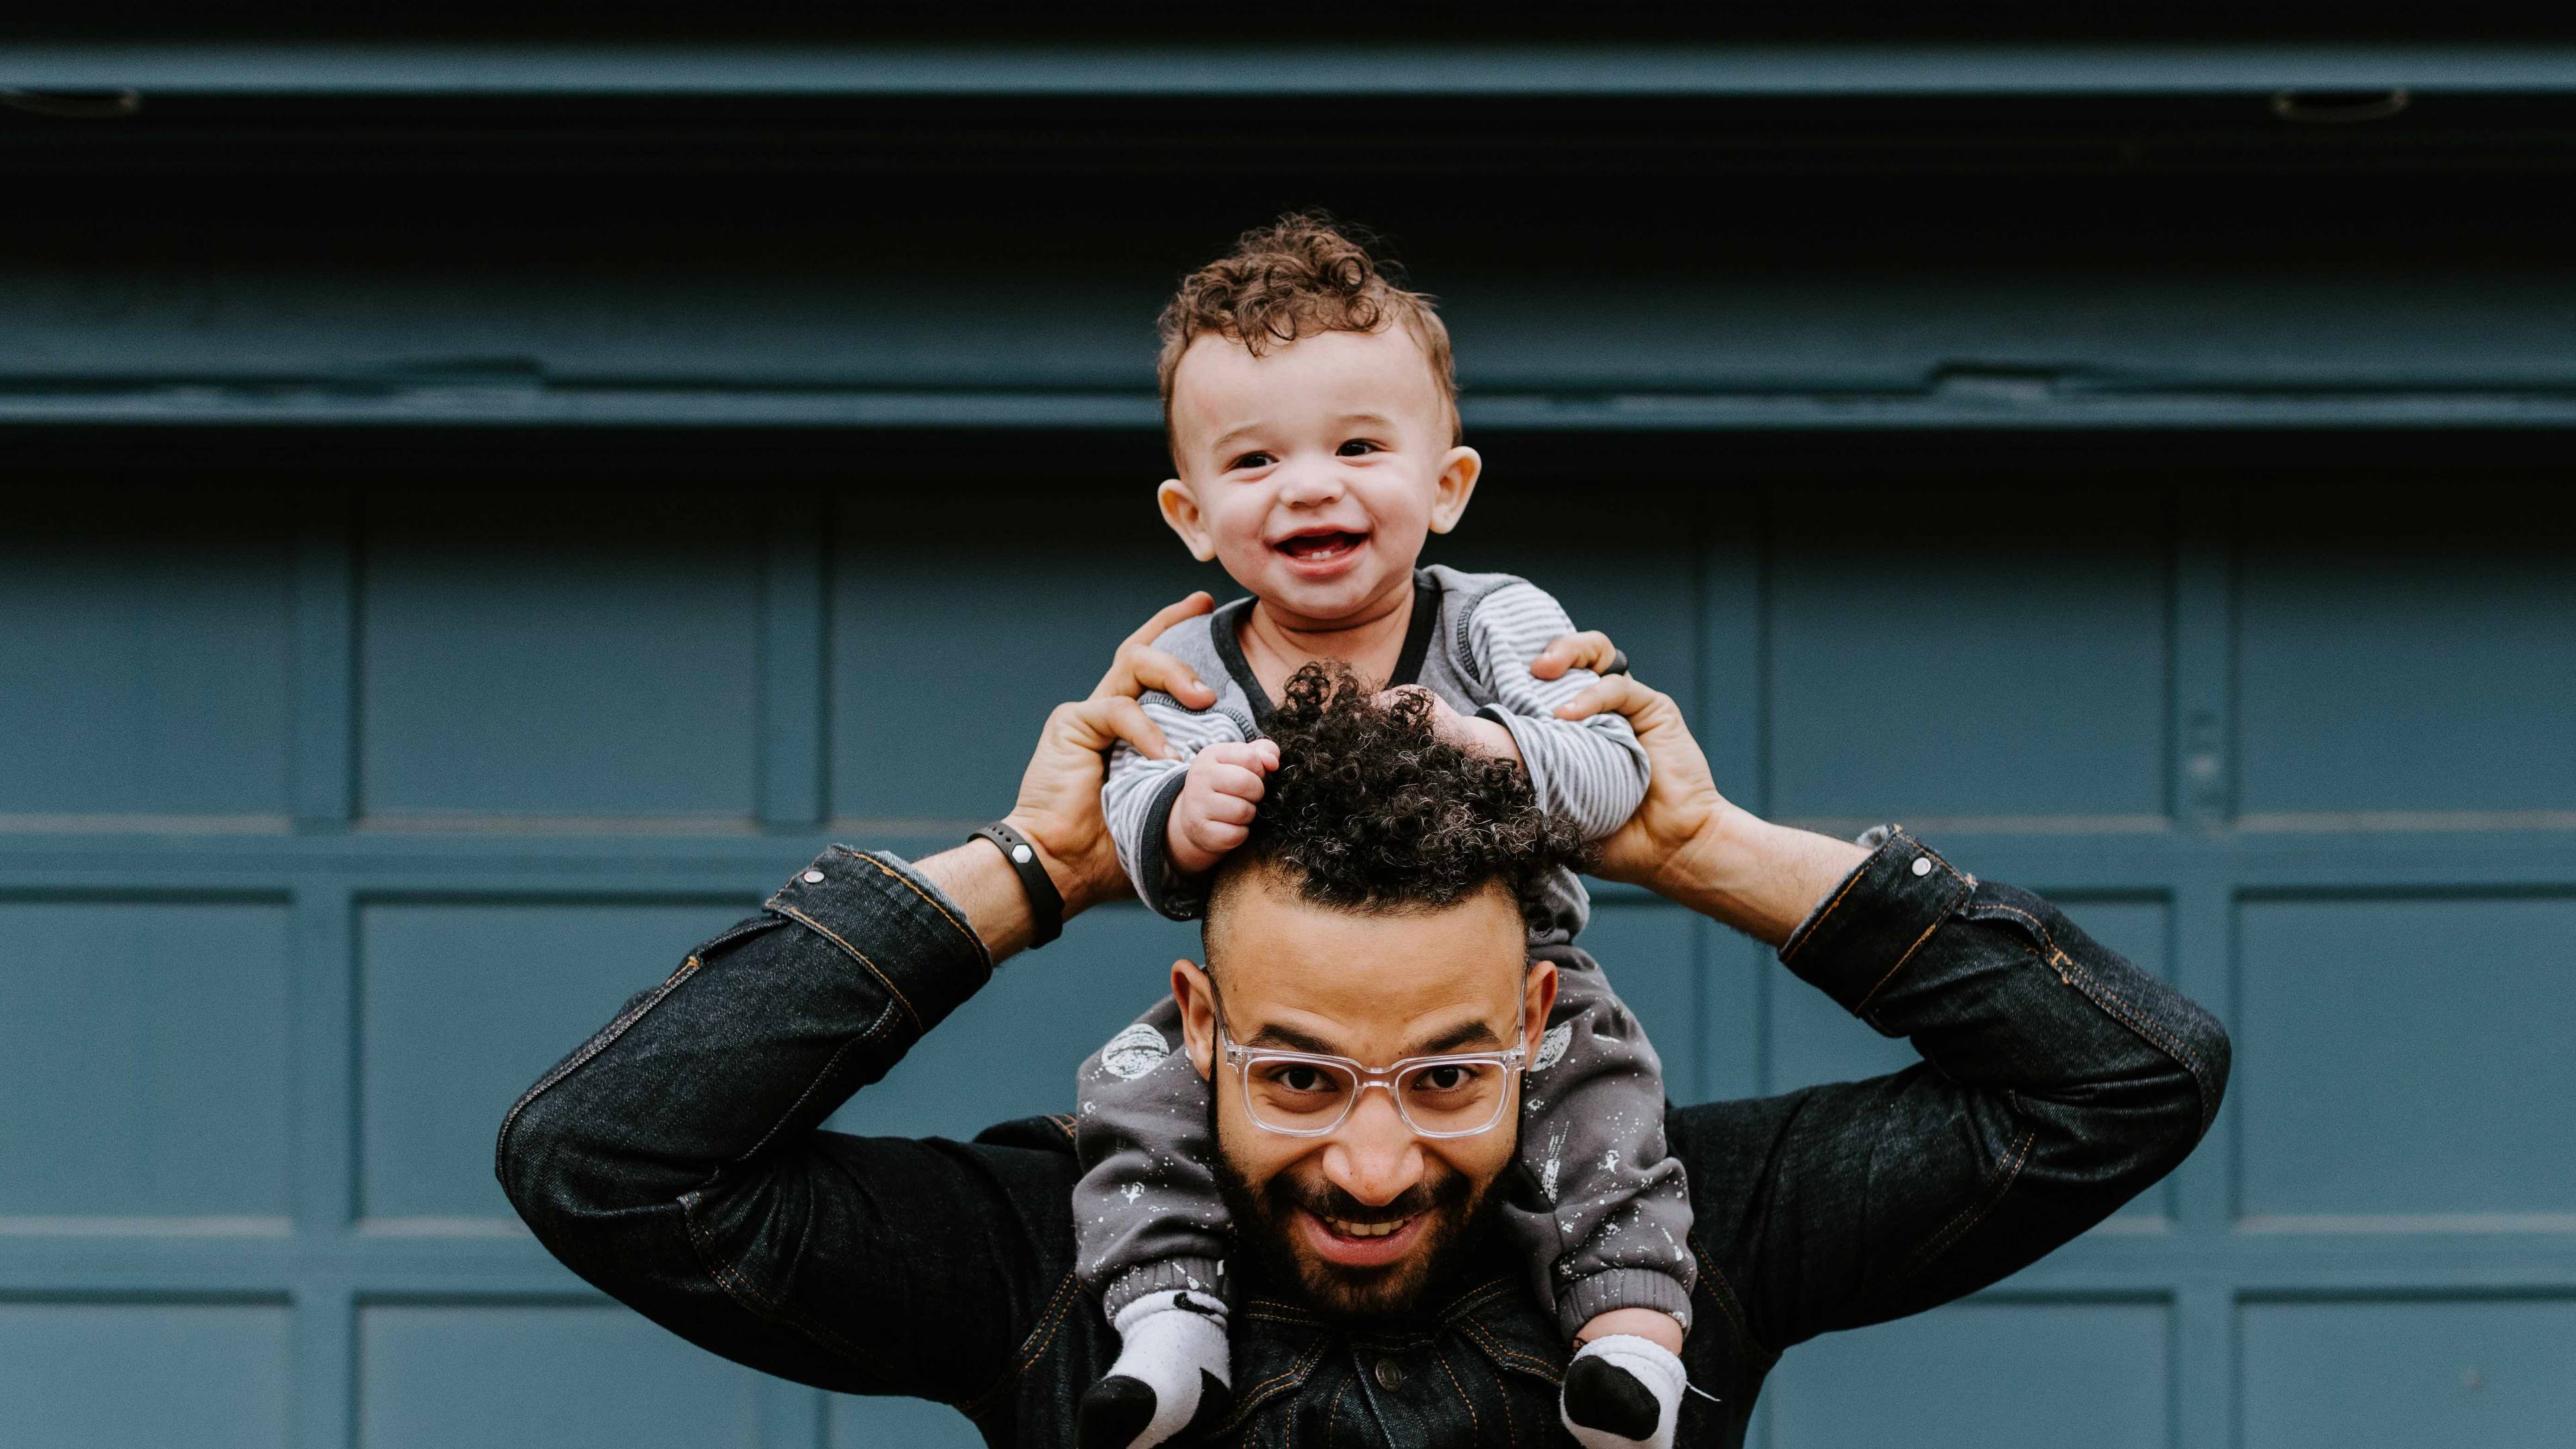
[1298,1205,1430,1267]
[1320,1212,1409,1239]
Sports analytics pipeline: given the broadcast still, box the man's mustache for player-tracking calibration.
[1270,1169,1466,1228]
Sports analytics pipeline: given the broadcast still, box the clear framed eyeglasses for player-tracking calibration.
[1214,1004,1527,1139]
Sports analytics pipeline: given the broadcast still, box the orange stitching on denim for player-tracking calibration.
[1902,1124,2036,1278]
[1690,1239,1772,1364]
[775,904,920,1032]
[1858,875,1970,1013]
[1238,1338,1324,1408]
[959,1271,1081,1419]
[1966,900,2059,957]
[1432,1346,1480,1440]
[1459,1317,1556,1375]
[1456,1320,1562,1385]
[1328,1373,1352,1449]
[1438,1277,1520,1324]
[496,953,700,1179]
[1783,851,1875,965]
[1220,1337,1328,1434]
[851,847,992,972]
[679,1192,883,1372]
[2074,957,2210,1088]
[680,1194,780,1309]
[2059,955,2220,1128]
[1491,1346,1521,1449]
[733,1002,898,1163]
[1009,1275,1081,1379]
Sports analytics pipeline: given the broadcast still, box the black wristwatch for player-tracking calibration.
[969,820,1064,948]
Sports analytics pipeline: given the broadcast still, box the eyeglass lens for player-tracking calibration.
[1241,1056,1513,1135]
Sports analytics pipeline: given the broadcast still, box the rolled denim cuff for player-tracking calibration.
[1777,827,1976,1032]
[1560,1267,1694,1338]
[761,845,994,1040]
[1102,1256,1230,1320]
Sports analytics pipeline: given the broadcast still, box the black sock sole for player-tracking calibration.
[1077,1375,1158,1449]
[1564,1355,1661,1441]
[1075,1369,1234,1448]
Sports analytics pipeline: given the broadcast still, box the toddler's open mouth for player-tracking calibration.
[1273,529,1368,567]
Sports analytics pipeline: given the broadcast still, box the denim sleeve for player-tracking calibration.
[494,845,1069,1407]
[1672,830,2231,1358]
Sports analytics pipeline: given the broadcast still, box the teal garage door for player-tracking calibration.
[3,465,2570,1448]
[9,23,2576,1445]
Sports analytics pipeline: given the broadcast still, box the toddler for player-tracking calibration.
[1074,215,1695,1449]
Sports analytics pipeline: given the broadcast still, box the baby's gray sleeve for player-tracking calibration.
[1463,581,1651,840]
[1102,693,1250,920]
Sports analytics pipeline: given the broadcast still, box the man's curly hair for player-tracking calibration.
[1157,211,1460,445]
[1214,662,1590,939]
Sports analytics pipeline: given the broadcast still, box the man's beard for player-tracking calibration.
[1212,1134,1504,1321]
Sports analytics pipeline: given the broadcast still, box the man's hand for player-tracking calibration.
[1165,739,1283,876]
[997,592,1221,917]
[1543,633,1868,945]
[1538,636,1733,899]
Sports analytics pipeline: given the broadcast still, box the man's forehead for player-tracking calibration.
[1234,1008,1512,1061]
[1206,874,1527,1053]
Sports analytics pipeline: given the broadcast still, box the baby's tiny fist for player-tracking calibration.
[1421,696,1521,764]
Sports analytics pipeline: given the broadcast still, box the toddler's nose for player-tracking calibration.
[1275,462,1346,506]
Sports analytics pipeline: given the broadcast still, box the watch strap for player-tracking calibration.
[969,821,1064,948]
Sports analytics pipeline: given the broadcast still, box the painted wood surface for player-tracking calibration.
[3,472,2568,1448]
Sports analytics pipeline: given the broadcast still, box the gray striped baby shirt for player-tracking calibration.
[1102,564,1649,936]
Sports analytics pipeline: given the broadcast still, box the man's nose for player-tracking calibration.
[1321,1091,1424,1205]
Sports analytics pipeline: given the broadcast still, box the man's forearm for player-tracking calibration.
[1672,806,1872,947]
[919,839,1043,961]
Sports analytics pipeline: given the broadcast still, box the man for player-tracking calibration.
[498,596,2229,1448]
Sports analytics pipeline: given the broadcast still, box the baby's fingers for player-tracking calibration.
[1530,631,1625,682]
[1193,790,1258,828]
[1189,818,1252,854]
[1197,740,1278,776]
[1201,762,1271,804]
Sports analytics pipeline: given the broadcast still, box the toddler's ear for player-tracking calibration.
[1157,479,1219,562]
[1428,446,1483,535]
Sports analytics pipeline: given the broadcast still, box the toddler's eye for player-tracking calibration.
[1336,439,1382,457]
[1230,451,1275,471]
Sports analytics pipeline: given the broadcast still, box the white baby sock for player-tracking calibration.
[1560,1333,1688,1449]
[1075,1290,1233,1449]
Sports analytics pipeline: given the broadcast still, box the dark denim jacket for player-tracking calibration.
[498,830,2229,1448]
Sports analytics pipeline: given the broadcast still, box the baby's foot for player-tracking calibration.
[1560,1334,1687,1449]
[1076,1290,1232,1449]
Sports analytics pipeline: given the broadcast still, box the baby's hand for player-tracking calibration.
[1380,687,1524,765]
[1165,739,1282,876]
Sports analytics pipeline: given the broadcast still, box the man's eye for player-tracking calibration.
[1416,1065,1468,1091]
[1336,439,1381,457]
[1230,451,1275,470]
[1273,1065,1333,1094]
